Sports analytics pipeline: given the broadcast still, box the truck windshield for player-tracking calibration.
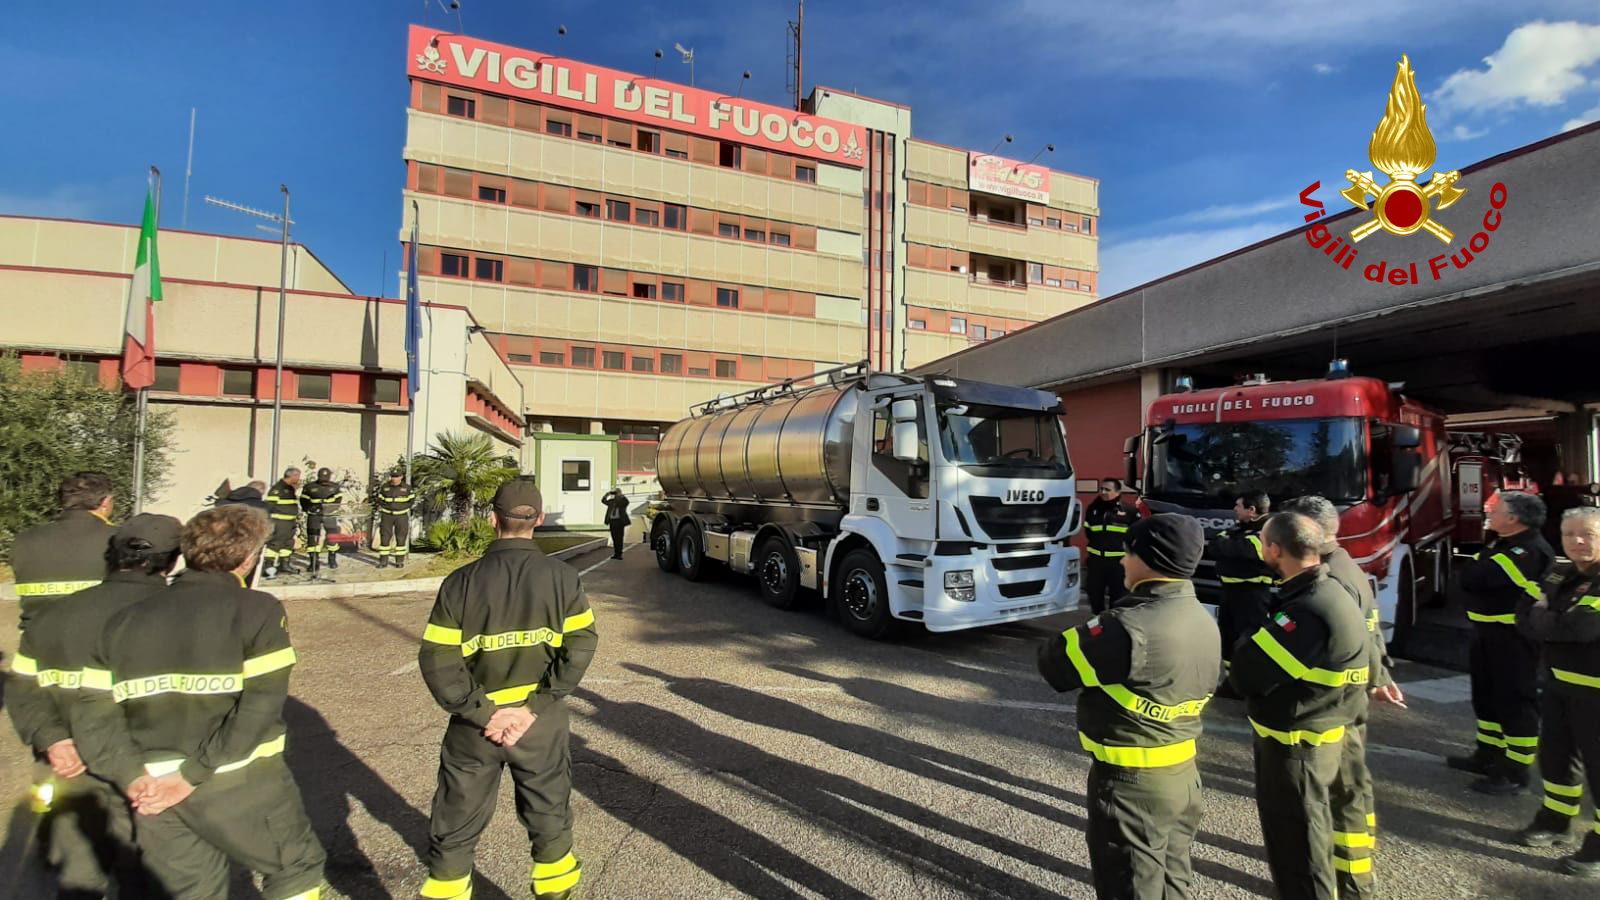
[1148,416,1367,504]
[937,404,1071,476]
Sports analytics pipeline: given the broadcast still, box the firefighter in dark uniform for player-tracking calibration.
[1446,490,1553,794]
[602,487,631,559]
[1515,506,1600,877]
[419,480,598,900]
[9,514,180,899]
[263,467,303,579]
[1084,479,1143,614]
[1209,490,1275,676]
[300,467,343,574]
[11,471,115,632]
[1231,512,1371,900]
[72,505,326,900]
[1039,513,1219,899]
[1282,496,1407,897]
[376,468,414,568]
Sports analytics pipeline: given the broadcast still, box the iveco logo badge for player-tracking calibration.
[1003,489,1046,504]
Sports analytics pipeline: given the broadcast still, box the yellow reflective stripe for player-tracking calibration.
[11,653,38,676]
[423,624,464,645]
[34,668,85,689]
[1334,831,1375,848]
[1506,749,1537,765]
[1546,781,1584,798]
[486,682,540,705]
[270,514,297,520]
[242,647,297,678]
[144,735,286,777]
[1546,796,1582,816]
[563,608,595,632]
[420,874,473,899]
[461,629,562,656]
[1577,595,1600,610]
[1504,735,1539,748]
[1365,609,1379,634]
[1100,684,1210,723]
[1078,733,1196,768]
[1085,547,1125,557]
[1489,553,1543,601]
[532,852,579,879]
[1247,535,1264,559]
[1552,667,1600,689]
[1250,718,1346,746]
[15,580,100,596]
[113,672,244,703]
[1220,576,1275,584]
[1249,629,1369,687]
[1467,611,1517,624]
[1086,525,1106,532]
[1477,719,1502,732]
[1334,857,1373,875]
[1367,812,1377,828]
[1063,628,1101,686]
[80,667,112,691]
[281,889,322,900]
[1477,733,1508,748]
[1105,525,1130,533]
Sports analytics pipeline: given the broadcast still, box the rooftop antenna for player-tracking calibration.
[786,0,804,111]
[674,42,695,86]
[181,107,196,229]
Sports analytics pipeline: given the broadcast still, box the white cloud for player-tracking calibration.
[1152,198,1292,228]
[1098,222,1290,297]
[1445,124,1490,141]
[1431,20,1600,114]
[1314,63,1337,75]
[0,185,107,220]
[1565,101,1600,129]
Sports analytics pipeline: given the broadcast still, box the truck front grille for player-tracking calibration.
[993,554,1050,571]
[998,580,1047,599]
[969,497,1071,541]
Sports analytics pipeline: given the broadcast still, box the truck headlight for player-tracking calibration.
[944,569,975,602]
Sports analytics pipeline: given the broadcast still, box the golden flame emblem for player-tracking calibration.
[1339,55,1465,243]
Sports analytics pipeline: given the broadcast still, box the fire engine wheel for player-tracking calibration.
[834,548,893,639]
[756,537,801,610]
[1389,557,1416,657]
[676,522,709,582]
[652,517,677,573]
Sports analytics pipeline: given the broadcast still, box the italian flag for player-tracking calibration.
[122,190,163,390]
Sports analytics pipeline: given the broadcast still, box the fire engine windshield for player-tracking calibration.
[937,404,1072,478]
[1148,416,1366,505]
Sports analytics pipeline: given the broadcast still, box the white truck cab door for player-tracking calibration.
[853,392,937,541]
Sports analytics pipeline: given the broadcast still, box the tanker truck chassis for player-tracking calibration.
[649,361,1083,638]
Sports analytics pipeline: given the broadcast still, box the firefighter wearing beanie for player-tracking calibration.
[1039,514,1222,899]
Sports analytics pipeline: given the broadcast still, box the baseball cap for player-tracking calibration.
[492,480,543,519]
[115,514,183,553]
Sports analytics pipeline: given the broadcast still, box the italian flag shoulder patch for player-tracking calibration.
[1086,616,1103,636]
[1274,612,1297,632]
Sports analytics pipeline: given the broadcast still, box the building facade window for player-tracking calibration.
[716,287,740,308]
[771,232,791,246]
[297,373,332,401]
[370,377,403,403]
[971,324,988,341]
[714,359,738,378]
[546,119,572,137]
[446,95,476,118]
[602,350,626,370]
[719,143,742,168]
[950,317,967,335]
[909,318,926,330]
[475,258,504,282]
[1028,263,1044,284]
[606,199,631,221]
[631,356,654,372]
[632,282,656,299]
[573,265,598,292]
[478,185,506,203]
[540,350,565,366]
[152,364,181,392]
[571,347,596,368]
[575,200,600,218]
[661,282,684,303]
[718,222,740,238]
[663,204,687,230]
[440,252,469,278]
[635,208,659,227]
[661,353,683,374]
[222,369,256,396]
[795,164,817,183]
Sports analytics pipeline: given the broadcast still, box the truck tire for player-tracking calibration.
[676,521,709,582]
[756,537,801,610]
[1389,557,1416,658]
[652,516,677,573]
[833,547,894,639]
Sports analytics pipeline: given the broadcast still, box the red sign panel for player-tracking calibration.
[408,25,866,168]
[968,153,1051,204]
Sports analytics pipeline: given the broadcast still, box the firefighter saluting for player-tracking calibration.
[1083,479,1143,614]
[375,468,414,568]
[300,468,343,574]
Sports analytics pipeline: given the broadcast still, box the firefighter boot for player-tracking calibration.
[1561,833,1600,878]
[327,550,338,570]
[1472,760,1531,796]
[1519,809,1579,848]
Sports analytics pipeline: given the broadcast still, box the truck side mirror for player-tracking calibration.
[1392,424,1422,449]
[1392,449,1422,493]
[891,399,918,423]
[1123,434,1141,488]
[892,422,920,462]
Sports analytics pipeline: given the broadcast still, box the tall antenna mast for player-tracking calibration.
[786,1,804,111]
[182,108,196,229]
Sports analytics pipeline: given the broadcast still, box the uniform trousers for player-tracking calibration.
[1085,759,1203,899]
[1254,737,1344,900]
[1329,720,1377,897]
[1085,556,1124,614]
[1533,684,1600,838]
[33,763,152,899]
[266,518,298,567]
[304,514,338,557]
[134,756,326,900]
[1467,622,1540,769]
[426,702,578,898]
[378,513,410,558]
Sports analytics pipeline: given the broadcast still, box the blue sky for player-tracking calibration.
[5,1,1599,299]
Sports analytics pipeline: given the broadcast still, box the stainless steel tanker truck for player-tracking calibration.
[648,360,1083,638]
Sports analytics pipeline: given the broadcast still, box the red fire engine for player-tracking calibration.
[1124,360,1452,653]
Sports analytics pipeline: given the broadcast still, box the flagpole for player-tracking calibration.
[270,185,290,484]
[405,199,418,490]
[133,167,160,515]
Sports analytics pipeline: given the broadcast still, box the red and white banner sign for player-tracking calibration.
[408,25,866,168]
[968,153,1051,204]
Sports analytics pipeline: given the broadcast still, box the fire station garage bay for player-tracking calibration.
[915,121,1600,661]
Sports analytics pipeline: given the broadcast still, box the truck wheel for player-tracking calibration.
[652,517,677,573]
[756,537,801,610]
[677,521,708,582]
[833,548,894,639]
[1389,557,1416,658]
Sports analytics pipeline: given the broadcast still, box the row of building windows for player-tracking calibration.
[905,244,1096,292]
[491,333,819,384]
[417,245,826,317]
[412,162,821,251]
[904,308,1036,343]
[19,355,406,405]
[906,180,1097,235]
[416,82,822,183]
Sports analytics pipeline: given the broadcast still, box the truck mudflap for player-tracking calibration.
[916,543,1081,632]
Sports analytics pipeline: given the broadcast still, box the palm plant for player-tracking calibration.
[411,431,521,524]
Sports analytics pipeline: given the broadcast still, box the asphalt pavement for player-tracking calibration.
[0,542,1593,898]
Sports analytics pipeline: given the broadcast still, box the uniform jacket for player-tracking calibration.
[1459,529,1554,624]
[1324,547,1393,689]
[1084,498,1142,558]
[377,482,414,516]
[300,479,343,518]
[8,570,168,754]
[603,491,631,526]
[1520,561,1600,694]
[73,569,297,790]
[1230,566,1370,743]
[11,509,113,631]
[1038,578,1222,768]
[1208,518,1275,600]
[266,480,300,523]
[419,539,598,727]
